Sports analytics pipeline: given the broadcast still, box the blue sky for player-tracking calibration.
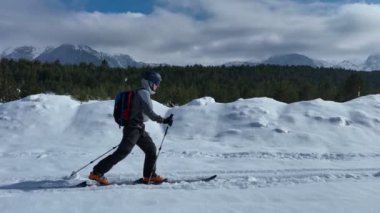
[61,0,380,14]
[2,0,380,65]
[62,0,156,13]
[61,0,208,19]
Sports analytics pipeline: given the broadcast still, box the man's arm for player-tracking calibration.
[137,90,164,123]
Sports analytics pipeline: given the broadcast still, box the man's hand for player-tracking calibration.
[163,114,174,126]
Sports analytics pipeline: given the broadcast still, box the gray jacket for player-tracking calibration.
[127,82,164,128]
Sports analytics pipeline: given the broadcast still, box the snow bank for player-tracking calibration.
[1,94,380,213]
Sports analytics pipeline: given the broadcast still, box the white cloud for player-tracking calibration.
[326,4,380,52]
[1,0,380,65]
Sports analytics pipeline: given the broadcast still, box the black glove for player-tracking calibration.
[163,114,173,126]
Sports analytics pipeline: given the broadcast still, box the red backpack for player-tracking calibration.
[113,90,135,127]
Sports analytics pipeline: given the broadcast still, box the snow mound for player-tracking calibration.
[186,97,215,106]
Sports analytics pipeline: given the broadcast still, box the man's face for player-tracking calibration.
[152,82,159,91]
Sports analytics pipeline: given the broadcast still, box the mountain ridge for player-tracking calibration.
[2,44,380,71]
[224,53,380,71]
[1,44,148,68]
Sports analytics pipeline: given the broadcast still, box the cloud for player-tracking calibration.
[326,4,380,52]
[1,0,380,65]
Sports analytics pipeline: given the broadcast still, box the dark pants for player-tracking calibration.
[93,127,157,177]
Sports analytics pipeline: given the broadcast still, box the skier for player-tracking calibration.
[89,71,173,185]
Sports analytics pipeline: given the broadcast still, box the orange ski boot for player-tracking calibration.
[89,172,110,185]
[143,175,166,184]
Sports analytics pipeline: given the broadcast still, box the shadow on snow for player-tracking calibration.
[0,179,76,191]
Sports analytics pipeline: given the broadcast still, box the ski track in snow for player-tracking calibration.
[1,145,380,192]
[2,150,380,161]
[163,167,380,189]
[1,148,380,191]
[0,167,378,192]
[162,150,380,161]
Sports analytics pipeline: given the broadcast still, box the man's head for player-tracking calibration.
[141,71,162,95]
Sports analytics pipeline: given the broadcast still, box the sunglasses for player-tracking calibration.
[152,80,160,86]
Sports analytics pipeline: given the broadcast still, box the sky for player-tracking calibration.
[1,0,380,65]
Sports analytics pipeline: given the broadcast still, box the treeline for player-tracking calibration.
[1,58,379,104]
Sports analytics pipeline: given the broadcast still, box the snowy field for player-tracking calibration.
[1,94,380,213]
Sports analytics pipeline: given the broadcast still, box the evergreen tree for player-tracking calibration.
[342,73,363,101]
[1,59,380,104]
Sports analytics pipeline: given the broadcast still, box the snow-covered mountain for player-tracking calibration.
[36,44,102,65]
[109,54,146,68]
[223,61,258,67]
[332,59,363,71]
[1,44,148,68]
[224,54,380,71]
[262,53,323,67]
[331,54,380,71]
[4,45,380,71]
[1,46,43,61]
[363,54,380,71]
[222,53,325,68]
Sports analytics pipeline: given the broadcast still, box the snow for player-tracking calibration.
[1,93,380,213]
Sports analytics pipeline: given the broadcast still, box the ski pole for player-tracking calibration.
[147,116,172,183]
[69,144,119,178]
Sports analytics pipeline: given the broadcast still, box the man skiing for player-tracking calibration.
[89,71,173,185]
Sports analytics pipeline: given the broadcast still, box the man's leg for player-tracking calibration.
[136,131,157,178]
[93,128,140,175]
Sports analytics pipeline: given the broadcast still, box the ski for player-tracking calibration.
[75,174,217,187]
[166,174,217,184]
